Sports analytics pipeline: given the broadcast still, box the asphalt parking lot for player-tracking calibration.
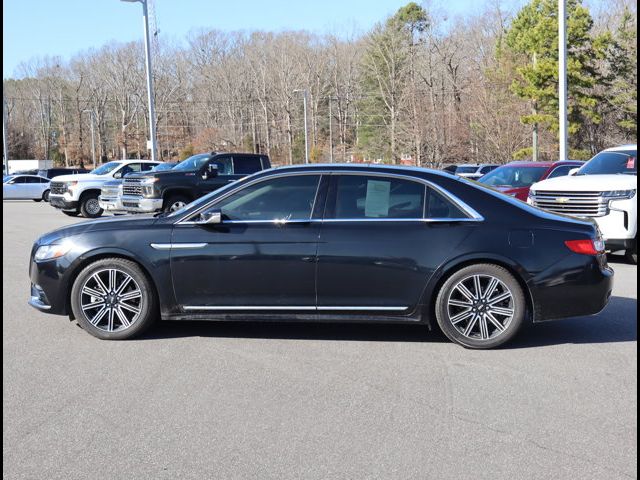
[3,200,637,480]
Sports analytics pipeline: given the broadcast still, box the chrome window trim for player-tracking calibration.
[182,305,408,312]
[175,169,484,225]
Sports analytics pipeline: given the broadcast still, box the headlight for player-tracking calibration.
[140,177,158,185]
[34,242,73,262]
[602,190,636,199]
[65,181,78,192]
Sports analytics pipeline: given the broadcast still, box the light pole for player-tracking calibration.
[293,89,309,164]
[3,95,8,173]
[558,0,569,161]
[82,110,97,168]
[121,0,158,162]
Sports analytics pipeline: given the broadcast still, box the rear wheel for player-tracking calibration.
[80,193,103,218]
[163,194,190,213]
[70,258,157,340]
[42,189,50,202]
[435,264,526,349]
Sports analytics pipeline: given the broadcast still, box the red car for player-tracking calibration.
[478,161,584,201]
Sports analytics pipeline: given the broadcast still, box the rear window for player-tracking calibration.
[234,157,263,175]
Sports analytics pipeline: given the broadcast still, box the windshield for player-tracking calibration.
[578,150,637,175]
[90,162,121,175]
[152,163,176,172]
[456,166,479,174]
[480,166,548,188]
[172,154,211,171]
[3,175,15,183]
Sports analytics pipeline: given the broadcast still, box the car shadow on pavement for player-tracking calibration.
[139,296,636,348]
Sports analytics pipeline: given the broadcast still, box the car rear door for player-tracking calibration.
[315,173,479,314]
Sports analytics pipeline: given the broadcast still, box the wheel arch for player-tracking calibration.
[65,248,161,320]
[420,254,535,329]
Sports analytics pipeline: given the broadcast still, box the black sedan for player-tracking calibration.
[28,164,614,349]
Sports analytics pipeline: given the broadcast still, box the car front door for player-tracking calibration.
[169,173,325,311]
[3,176,27,199]
[316,173,480,314]
[197,155,238,196]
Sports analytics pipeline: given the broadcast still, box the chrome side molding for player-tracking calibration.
[150,243,207,250]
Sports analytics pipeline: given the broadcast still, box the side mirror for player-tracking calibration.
[204,164,219,179]
[113,171,123,179]
[569,168,580,176]
[196,209,222,225]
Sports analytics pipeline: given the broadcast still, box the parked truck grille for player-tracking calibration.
[531,191,608,217]
[50,182,66,195]
[122,179,144,197]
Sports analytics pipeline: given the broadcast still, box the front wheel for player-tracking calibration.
[625,237,637,265]
[163,194,190,213]
[435,264,527,349]
[70,258,157,340]
[80,193,103,218]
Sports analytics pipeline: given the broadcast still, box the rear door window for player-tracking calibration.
[234,157,263,175]
[332,175,425,219]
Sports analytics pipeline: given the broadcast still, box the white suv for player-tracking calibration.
[49,160,159,218]
[529,145,637,263]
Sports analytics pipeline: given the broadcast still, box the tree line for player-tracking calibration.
[3,0,637,168]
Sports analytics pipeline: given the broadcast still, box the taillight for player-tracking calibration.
[565,239,604,255]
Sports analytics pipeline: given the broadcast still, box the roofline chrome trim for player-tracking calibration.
[175,169,484,225]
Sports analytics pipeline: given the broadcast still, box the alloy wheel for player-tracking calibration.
[80,268,143,332]
[446,274,515,341]
[169,201,186,212]
[85,198,101,216]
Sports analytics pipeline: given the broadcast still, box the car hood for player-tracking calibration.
[531,174,637,192]
[50,173,106,182]
[124,170,197,180]
[36,215,158,246]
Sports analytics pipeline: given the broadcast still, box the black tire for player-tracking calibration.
[625,237,637,265]
[70,258,157,340]
[43,190,50,202]
[33,199,42,202]
[62,210,80,217]
[79,193,103,218]
[163,194,190,213]
[435,264,527,349]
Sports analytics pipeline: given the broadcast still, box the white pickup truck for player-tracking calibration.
[529,145,637,263]
[48,160,160,218]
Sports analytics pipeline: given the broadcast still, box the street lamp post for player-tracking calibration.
[82,110,97,168]
[3,95,8,173]
[328,97,334,163]
[293,89,309,164]
[121,0,158,162]
[558,0,569,161]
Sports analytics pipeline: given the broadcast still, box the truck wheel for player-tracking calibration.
[625,238,637,265]
[80,193,104,218]
[163,195,190,213]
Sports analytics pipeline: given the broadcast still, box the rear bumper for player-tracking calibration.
[529,254,614,322]
[121,195,163,213]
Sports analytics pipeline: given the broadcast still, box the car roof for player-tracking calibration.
[503,160,583,168]
[605,144,637,152]
[268,163,455,180]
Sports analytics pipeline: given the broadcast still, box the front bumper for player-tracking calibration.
[49,195,78,211]
[121,195,163,213]
[99,196,125,213]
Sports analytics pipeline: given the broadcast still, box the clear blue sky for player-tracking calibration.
[3,0,520,78]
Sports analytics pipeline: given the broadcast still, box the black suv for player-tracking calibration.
[121,152,271,213]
